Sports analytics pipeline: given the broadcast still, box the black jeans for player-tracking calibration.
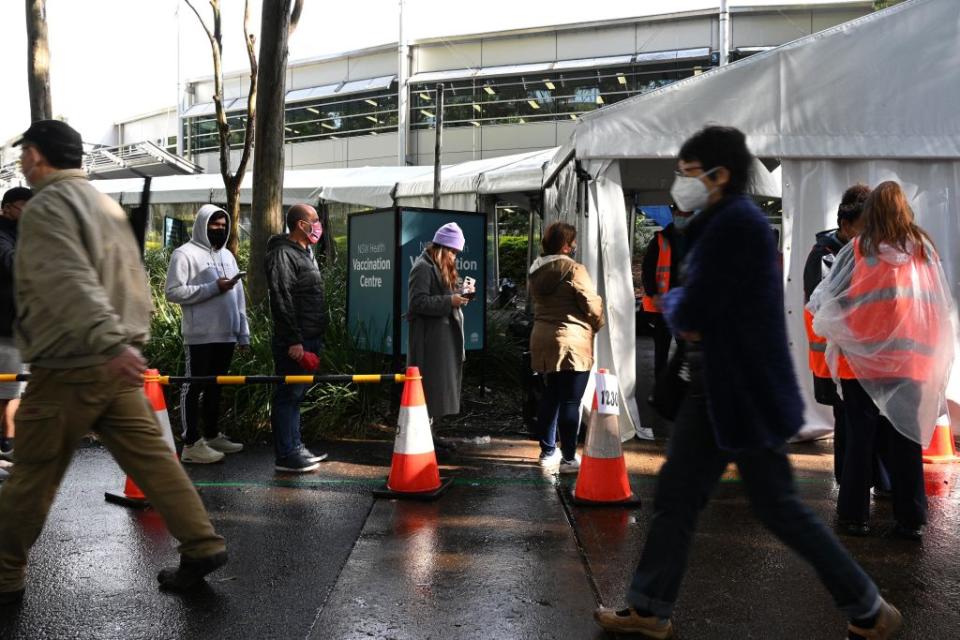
[651,314,674,378]
[832,398,892,490]
[537,370,590,460]
[838,379,926,528]
[180,342,236,445]
[627,372,879,620]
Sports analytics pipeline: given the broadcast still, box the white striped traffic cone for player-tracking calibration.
[373,366,452,500]
[572,369,641,506]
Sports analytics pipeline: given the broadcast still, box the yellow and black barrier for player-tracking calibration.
[0,373,406,386]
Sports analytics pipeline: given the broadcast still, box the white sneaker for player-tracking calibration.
[206,433,244,454]
[538,449,562,468]
[181,440,226,464]
[559,454,582,474]
[635,426,655,441]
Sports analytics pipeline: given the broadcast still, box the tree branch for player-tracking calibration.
[234,0,258,183]
[289,0,304,37]
[183,0,214,46]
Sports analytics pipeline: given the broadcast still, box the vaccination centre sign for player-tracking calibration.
[347,207,486,357]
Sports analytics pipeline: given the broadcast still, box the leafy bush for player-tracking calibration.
[498,235,529,285]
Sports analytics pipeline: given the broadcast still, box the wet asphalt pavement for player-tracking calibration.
[0,434,957,640]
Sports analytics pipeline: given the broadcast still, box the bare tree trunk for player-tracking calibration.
[249,0,303,302]
[25,0,52,121]
[184,0,257,257]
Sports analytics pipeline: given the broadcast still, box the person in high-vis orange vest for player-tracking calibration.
[809,181,954,542]
[641,208,689,376]
[802,184,890,494]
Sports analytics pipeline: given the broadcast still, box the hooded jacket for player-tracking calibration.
[165,204,249,346]
[803,228,845,302]
[528,254,605,372]
[0,216,18,337]
[14,169,152,368]
[264,234,327,348]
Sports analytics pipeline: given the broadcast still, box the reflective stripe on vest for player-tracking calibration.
[842,238,938,381]
[805,307,854,379]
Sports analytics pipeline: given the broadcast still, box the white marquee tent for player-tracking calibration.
[545,0,960,440]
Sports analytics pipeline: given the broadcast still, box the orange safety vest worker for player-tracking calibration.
[642,233,672,313]
[840,238,939,381]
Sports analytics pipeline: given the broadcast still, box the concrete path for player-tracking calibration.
[0,436,957,640]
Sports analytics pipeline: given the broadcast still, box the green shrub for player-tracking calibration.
[498,235,529,284]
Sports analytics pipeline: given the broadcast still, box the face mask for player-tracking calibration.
[207,228,228,249]
[672,214,692,231]
[302,220,323,245]
[670,167,719,212]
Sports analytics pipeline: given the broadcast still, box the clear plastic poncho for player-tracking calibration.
[807,239,957,447]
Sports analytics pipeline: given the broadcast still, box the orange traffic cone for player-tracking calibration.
[572,369,641,507]
[922,415,960,464]
[105,369,177,508]
[373,367,452,500]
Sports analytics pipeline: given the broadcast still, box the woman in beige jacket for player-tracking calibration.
[528,222,605,471]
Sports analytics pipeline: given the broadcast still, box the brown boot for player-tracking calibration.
[593,606,674,638]
[848,599,903,639]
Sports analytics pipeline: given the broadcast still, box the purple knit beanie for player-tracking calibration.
[432,222,465,251]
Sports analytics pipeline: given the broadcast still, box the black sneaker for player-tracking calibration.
[892,523,924,541]
[158,551,228,592]
[838,520,871,537]
[0,588,24,605]
[275,452,320,473]
[298,446,329,464]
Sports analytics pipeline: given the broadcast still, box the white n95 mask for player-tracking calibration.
[669,167,718,212]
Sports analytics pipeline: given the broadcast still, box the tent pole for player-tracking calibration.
[432,83,444,209]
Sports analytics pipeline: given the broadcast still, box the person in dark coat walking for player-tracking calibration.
[265,203,329,473]
[594,126,900,640]
[407,223,474,450]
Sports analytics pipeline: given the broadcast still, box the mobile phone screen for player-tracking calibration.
[232,271,247,282]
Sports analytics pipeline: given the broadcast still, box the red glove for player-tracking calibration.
[299,351,320,372]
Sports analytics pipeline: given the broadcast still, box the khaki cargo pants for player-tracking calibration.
[0,365,226,592]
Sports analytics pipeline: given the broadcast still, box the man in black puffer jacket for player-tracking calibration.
[264,204,329,473]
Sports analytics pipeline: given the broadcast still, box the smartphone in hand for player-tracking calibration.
[231,271,247,283]
[462,276,476,299]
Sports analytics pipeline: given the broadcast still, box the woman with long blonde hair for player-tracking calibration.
[810,181,956,541]
[407,223,474,450]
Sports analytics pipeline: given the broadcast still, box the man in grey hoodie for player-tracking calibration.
[165,204,249,464]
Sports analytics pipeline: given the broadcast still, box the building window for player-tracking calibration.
[182,83,399,156]
[410,60,711,130]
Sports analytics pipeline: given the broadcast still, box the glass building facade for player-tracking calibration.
[180,55,711,156]
[410,58,709,130]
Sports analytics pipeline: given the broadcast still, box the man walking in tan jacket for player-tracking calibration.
[0,120,227,606]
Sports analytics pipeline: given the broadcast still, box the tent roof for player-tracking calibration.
[393,148,558,199]
[569,0,960,161]
[91,149,556,209]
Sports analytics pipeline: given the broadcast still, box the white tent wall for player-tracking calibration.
[588,161,642,441]
[784,158,960,438]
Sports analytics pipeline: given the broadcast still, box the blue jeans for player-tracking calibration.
[270,338,322,460]
[628,371,879,620]
[537,370,590,460]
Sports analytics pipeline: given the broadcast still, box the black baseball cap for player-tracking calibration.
[1,187,33,207]
[13,119,84,168]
